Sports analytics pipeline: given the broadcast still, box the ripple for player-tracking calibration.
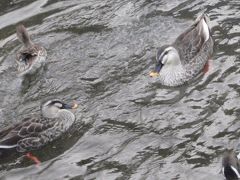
[0,0,239,179]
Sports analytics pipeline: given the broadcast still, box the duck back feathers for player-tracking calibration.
[173,14,212,66]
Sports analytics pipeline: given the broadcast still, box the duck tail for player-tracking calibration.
[16,24,33,48]
[195,13,211,42]
[237,152,240,160]
[201,16,210,42]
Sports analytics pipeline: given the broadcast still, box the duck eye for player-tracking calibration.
[158,50,168,61]
[163,51,168,56]
[159,51,169,64]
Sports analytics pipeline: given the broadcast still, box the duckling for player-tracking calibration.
[222,150,240,180]
[150,14,214,86]
[0,99,78,152]
[16,24,47,76]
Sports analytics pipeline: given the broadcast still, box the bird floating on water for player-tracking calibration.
[222,150,240,180]
[16,24,47,76]
[0,99,78,152]
[150,14,214,86]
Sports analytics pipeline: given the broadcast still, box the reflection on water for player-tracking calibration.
[0,0,239,179]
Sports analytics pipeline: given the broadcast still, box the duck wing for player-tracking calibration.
[0,117,30,142]
[173,15,210,65]
[0,117,53,149]
[0,125,15,139]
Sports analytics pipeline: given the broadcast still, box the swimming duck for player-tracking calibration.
[0,99,78,152]
[150,14,213,86]
[222,150,240,180]
[16,24,47,76]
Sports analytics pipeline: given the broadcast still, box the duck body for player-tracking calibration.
[0,100,77,152]
[222,150,240,180]
[150,14,214,86]
[16,25,47,76]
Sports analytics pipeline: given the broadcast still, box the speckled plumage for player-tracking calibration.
[16,24,47,76]
[0,100,76,152]
[152,14,214,86]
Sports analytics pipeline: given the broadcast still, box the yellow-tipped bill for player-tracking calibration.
[149,71,159,77]
[72,103,78,109]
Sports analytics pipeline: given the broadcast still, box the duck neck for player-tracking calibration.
[159,62,186,86]
[57,110,75,130]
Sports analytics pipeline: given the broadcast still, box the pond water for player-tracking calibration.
[0,0,239,179]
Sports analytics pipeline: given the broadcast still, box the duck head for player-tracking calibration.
[42,99,78,119]
[150,46,181,77]
[16,24,46,76]
[222,150,240,180]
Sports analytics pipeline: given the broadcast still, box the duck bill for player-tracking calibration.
[63,102,78,109]
[149,71,159,77]
[149,64,162,77]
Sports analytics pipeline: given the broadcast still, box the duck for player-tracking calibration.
[0,99,78,152]
[222,150,240,180]
[149,14,214,86]
[16,24,47,76]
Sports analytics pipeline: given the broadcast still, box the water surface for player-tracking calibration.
[0,0,239,179]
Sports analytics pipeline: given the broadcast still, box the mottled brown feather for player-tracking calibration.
[0,117,54,147]
[173,16,208,65]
